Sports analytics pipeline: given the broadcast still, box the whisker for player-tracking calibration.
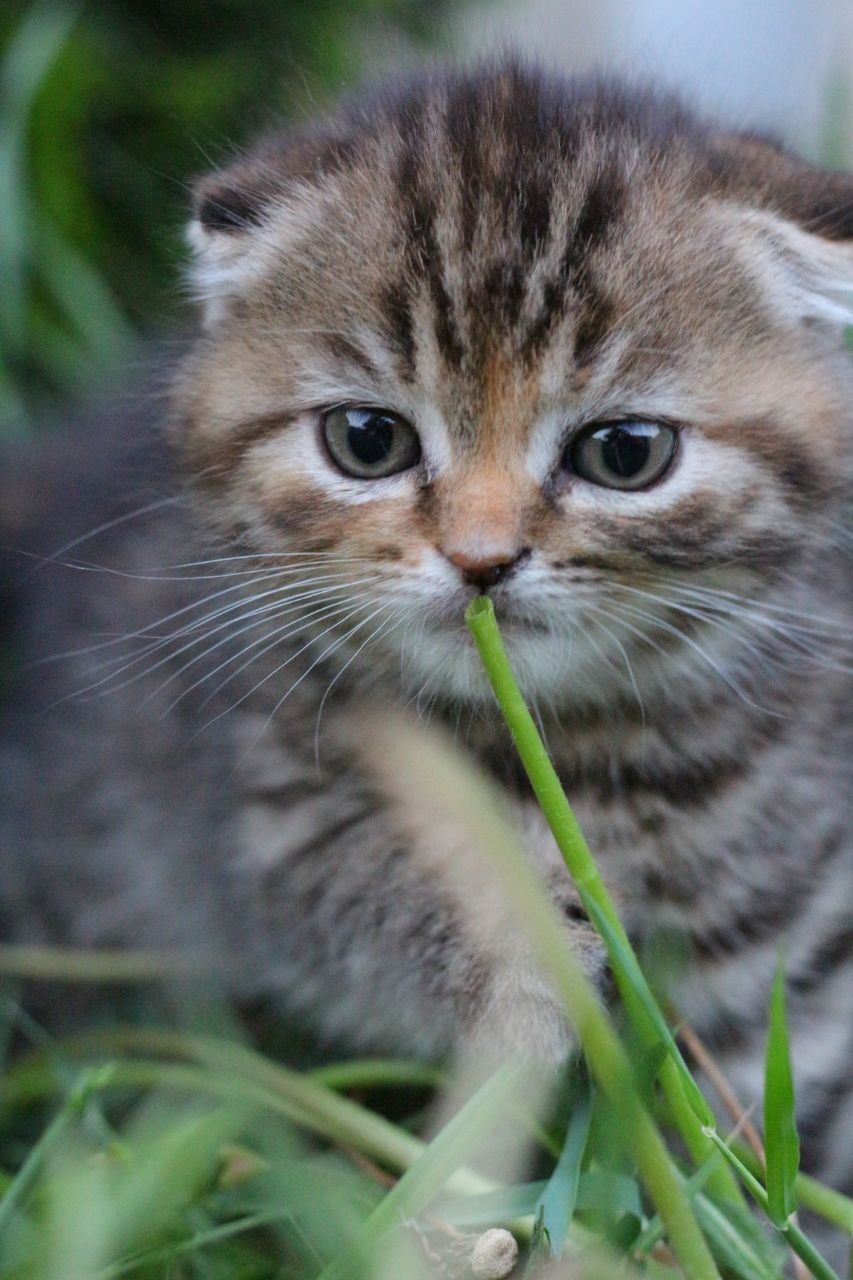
[149,551,374,569]
[583,605,647,724]
[33,557,382,670]
[607,585,794,671]
[16,496,180,581]
[256,600,396,744]
[171,589,379,715]
[142,576,381,706]
[195,598,390,739]
[606,599,781,715]
[613,581,850,671]
[18,550,376,583]
[636,573,848,634]
[312,611,406,770]
[32,571,292,667]
[58,575,378,703]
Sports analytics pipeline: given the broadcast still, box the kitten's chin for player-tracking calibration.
[398,624,576,707]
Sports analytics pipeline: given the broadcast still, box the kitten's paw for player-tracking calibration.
[465,960,576,1064]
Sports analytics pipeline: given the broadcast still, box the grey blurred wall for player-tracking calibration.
[455,0,853,160]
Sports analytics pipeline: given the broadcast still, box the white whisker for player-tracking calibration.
[244,600,396,753]
[58,574,377,703]
[608,599,781,716]
[584,604,645,727]
[144,577,381,708]
[312,611,406,770]
[195,598,390,741]
[19,496,180,580]
[190,590,379,713]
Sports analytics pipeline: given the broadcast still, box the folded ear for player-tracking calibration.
[186,127,356,328]
[186,156,284,328]
[739,210,853,329]
[709,132,853,330]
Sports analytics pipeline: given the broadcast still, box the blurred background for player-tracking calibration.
[1,0,851,435]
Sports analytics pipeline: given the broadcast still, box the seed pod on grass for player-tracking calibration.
[471,1228,519,1278]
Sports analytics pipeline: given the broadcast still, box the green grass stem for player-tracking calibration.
[0,1064,113,1235]
[315,1062,527,1280]
[706,1131,841,1280]
[732,1147,853,1235]
[371,717,723,1280]
[465,595,740,1204]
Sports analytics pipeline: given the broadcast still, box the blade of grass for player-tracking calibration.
[706,1131,842,1280]
[309,1060,444,1092]
[764,959,799,1227]
[465,595,739,1204]
[3,1048,503,1208]
[91,1209,294,1280]
[584,898,714,1128]
[533,1070,592,1258]
[362,717,723,1280]
[0,1,81,337]
[0,944,212,983]
[0,1063,114,1237]
[733,1146,853,1236]
[632,1153,725,1255]
[692,1194,780,1280]
[314,1062,527,1280]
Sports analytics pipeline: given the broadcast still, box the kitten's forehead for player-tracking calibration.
[185,60,852,460]
[231,76,763,417]
[385,69,630,374]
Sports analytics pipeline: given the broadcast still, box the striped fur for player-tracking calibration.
[2,61,851,1207]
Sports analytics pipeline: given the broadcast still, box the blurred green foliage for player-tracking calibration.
[0,0,452,432]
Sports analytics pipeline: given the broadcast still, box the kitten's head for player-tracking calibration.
[173,61,853,712]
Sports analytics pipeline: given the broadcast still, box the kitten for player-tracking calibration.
[1,60,851,1196]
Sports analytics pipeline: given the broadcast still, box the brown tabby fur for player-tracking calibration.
[2,61,851,1213]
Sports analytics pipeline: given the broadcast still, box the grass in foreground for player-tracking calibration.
[0,597,850,1279]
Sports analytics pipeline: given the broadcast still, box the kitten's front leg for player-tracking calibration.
[461,869,607,1063]
[236,784,604,1062]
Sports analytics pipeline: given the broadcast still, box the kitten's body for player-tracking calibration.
[2,63,851,1195]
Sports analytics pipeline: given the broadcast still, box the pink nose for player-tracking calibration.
[443,548,529,590]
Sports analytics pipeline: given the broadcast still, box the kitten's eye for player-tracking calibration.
[322,406,421,479]
[568,420,677,491]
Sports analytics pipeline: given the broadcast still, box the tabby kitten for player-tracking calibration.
[1,61,851,1193]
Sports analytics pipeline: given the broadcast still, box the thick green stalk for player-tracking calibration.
[465,596,739,1204]
[549,950,722,1280]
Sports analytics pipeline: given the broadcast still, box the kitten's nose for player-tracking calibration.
[444,548,530,590]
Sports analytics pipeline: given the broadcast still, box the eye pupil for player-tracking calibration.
[600,425,651,478]
[348,415,394,465]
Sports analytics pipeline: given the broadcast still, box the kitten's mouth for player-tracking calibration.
[488,612,550,635]
[433,601,550,636]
